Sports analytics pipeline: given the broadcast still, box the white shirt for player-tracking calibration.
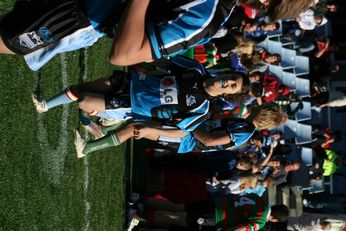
[298,9,317,30]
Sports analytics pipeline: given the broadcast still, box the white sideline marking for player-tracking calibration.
[81,49,91,231]
[35,53,70,187]
[36,52,91,230]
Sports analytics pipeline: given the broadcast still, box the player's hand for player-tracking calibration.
[133,126,155,140]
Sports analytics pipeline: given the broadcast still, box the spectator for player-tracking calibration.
[296,9,328,31]
[245,21,281,42]
[287,212,346,231]
[249,50,281,73]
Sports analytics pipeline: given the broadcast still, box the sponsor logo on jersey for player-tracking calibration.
[186,94,196,106]
[19,31,44,49]
[139,73,146,80]
[38,27,53,42]
[160,76,178,105]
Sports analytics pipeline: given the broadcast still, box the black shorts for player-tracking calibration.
[0,0,90,55]
[185,200,216,231]
[105,71,131,110]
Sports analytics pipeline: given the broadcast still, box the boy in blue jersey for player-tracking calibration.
[73,102,287,157]
[0,0,239,70]
[32,56,247,124]
[30,56,250,156]
[0,0,316,70]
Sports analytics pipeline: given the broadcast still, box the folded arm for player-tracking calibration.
[192,128,231,147]
[109,0,153,66]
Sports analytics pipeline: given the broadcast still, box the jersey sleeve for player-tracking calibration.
[168,56,207,75]
[146,0,235,59]
[176,100,211,134]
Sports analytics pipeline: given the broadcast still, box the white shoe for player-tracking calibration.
[74,130,86,158]
[31,93,48,113]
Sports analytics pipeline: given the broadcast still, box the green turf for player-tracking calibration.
[0,4,126,230]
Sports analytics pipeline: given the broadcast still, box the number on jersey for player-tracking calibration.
[234,196,255,207]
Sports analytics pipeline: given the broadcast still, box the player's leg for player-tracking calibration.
[109,0,153,66]
[75,122,135,158]
[77,71,131,114]
[32,77,111,113]
[78,93,106,113]
[0,35,15,54]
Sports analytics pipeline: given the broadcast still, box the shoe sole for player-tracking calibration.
[74,130,86,158]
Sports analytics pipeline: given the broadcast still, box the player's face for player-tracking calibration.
[265,55,279,64]
[249,74,260,83]
[216,75,243,95]
[244,24,258,33]
[263,23,277,31]
[268,160,280,167]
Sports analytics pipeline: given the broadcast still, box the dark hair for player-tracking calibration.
[241,75,251,94]
[274,144,292,155]
[245,18,259,28]
[250,130,263,141]
[250,82,265,97]
[238,156,256,170]
[270,53,281,64]
[270,155,286,166]
[270,204,289,222]
[249,71,263,80]
[274,22,280,30]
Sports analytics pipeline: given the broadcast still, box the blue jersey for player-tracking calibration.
[24,0,237,70]
[176,118,256,153]
[101,57,213,133]
[146,0,238,59]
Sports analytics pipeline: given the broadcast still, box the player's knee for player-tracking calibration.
[77,98,85,108]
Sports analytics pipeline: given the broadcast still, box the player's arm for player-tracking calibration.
[134,123,187,141]
[109,0,153,66]
[192,128,231,147]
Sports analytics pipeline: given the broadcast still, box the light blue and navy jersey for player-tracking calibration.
[146,0,238,59]
[177,118,256,153]
[130,57,212,134]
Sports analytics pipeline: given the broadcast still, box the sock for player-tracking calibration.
[46,88,78,109]
[83,130,120,154]
[88,110,98,116]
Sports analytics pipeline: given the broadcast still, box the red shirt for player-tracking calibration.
[238,4,261,19]
[261,73,291,102]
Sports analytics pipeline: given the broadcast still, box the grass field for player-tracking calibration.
[0,2,126,230]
